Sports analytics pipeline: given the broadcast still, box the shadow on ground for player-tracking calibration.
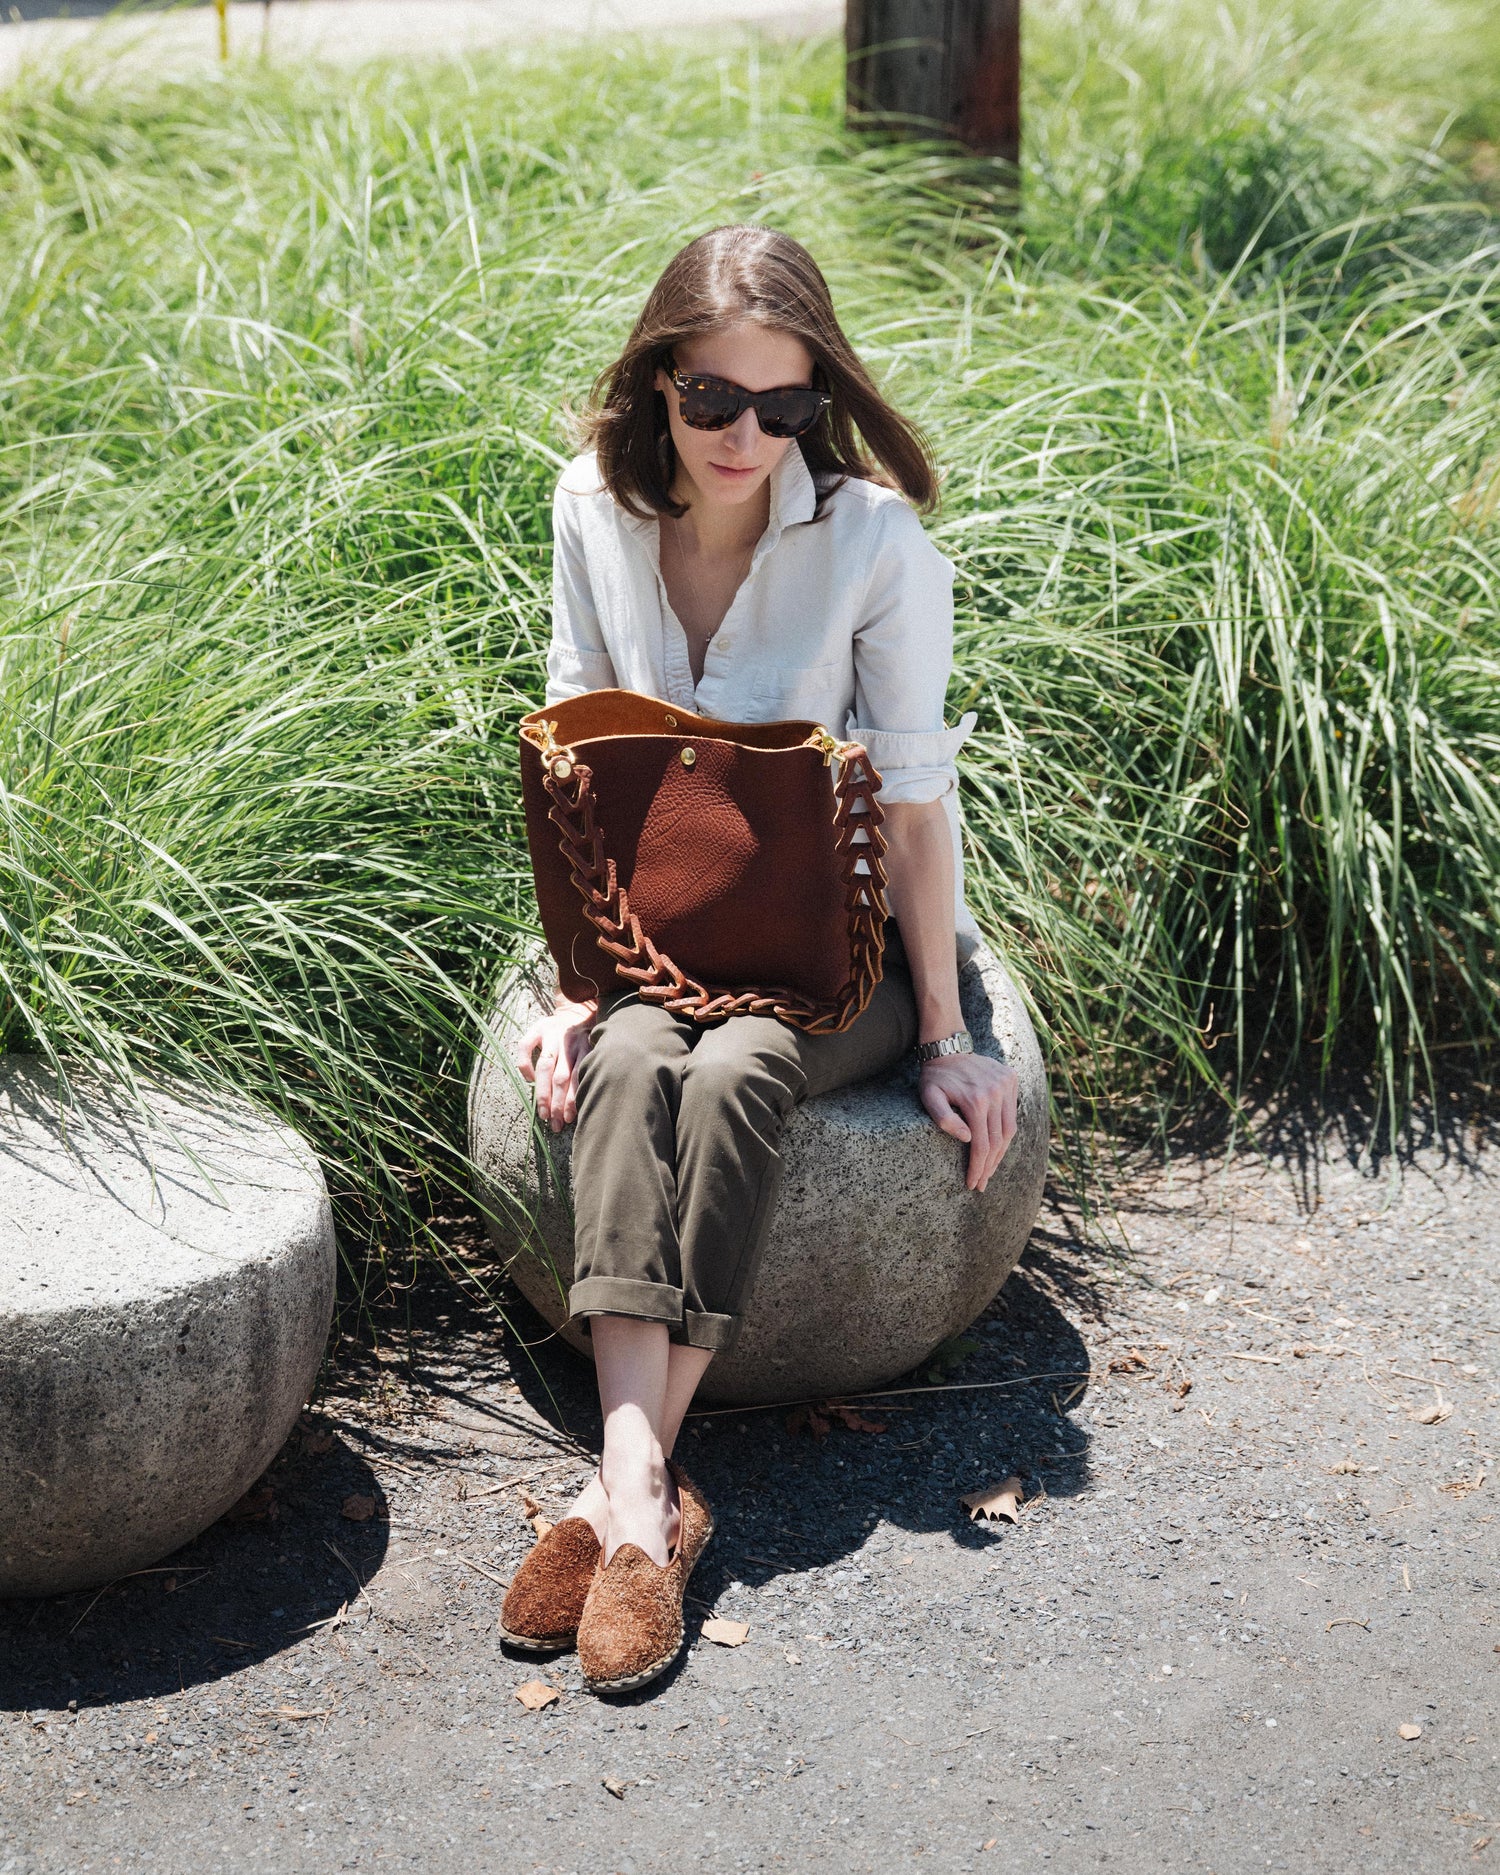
[1133,1046,1500,1209]
[0,1190,1103,1715]
[0,1423,388,1715]
[488,1190,1101,1696]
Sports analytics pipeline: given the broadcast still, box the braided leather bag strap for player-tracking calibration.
[540,742,889,1034]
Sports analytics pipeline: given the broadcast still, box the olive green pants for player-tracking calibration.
[567,947,918,1353]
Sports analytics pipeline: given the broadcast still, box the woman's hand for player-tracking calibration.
[919,1053,1018,1193]
[881,799,1016,1192]
[513,995,599,1133]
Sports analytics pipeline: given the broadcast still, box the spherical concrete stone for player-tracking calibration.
[0,1058,336,1597]
[469,945,1048,1407]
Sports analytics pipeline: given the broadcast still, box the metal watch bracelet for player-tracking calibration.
[915,1029,973,1065]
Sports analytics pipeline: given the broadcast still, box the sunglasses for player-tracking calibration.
[665,362,830,439]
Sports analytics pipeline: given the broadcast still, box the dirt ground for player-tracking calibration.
[2,1106,1496,1875]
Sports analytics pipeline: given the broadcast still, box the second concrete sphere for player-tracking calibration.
[0,1060,336,1598]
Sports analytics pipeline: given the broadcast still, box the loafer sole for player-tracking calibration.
[498,1623,577,1653]
[582,1516,714,1694]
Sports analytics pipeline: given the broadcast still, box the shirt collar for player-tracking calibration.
[772,441,818,530]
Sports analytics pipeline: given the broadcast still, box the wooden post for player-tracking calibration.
[846,0,1021,164]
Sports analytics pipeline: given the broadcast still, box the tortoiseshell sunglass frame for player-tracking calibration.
[664,363,831,439]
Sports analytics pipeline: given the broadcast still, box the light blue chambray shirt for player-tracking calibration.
[544,442,980,960]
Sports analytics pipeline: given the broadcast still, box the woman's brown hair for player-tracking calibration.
[584,225,939,520]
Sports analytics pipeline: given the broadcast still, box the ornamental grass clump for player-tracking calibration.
[0,0,1496,1244]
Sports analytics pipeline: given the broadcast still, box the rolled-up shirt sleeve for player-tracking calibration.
[545,481,618,705]
[846,499,975,803]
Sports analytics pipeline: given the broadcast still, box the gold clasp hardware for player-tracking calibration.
[523,717,561,758]
[803,727,839,766]
[525,718,575,779]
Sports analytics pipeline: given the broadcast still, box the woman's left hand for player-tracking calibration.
[919,1054,1019,1193]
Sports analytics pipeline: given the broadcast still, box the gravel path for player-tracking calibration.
[2,1124,1496,1873]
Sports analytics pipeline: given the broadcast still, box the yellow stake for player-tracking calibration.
[216,0,229,62]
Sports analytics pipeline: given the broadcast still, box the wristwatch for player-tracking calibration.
[916,1028,974,1065]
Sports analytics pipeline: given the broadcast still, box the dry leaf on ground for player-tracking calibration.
[702,1618,750,1648]
[1109,1349,1154,1376]
[1414,1402,1454,1425]
[1328,1459,1362,1475]
[1440,1469,1487,1498]
[519,1490,554,1538]
[340,1494,378,1523]
[601,1777,627,1798]
[225,1483,277,1524]
[514,1681,559,1711]
[301,1422,336,1456]
[1398,1722,1422,1740]
[961,1477,1024,1523]
[786,1400,887,1438]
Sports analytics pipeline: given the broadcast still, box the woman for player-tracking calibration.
[500,225,1018,1693]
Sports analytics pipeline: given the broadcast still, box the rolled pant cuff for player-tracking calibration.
[682,1309,739,1353]
[567,1276,684,1336]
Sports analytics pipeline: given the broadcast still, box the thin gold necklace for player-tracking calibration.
[669,516,755,637]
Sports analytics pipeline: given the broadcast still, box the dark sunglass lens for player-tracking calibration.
[755,391,825,438]
[680,378,742,430]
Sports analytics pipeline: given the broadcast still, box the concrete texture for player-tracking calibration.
[468,945,1049,1405]
[0,1057,336,1598]
[0,0,842,88]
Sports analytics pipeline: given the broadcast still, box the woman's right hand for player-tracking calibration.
[513,994,599,1132]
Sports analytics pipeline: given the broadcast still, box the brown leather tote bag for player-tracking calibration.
[519,689,889,1033]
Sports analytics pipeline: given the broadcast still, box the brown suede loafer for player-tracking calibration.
[499,1517,602,1652]
[577,1463,714,1693]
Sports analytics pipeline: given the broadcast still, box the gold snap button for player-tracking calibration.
[680,747,696,769]
[663,713,678,728]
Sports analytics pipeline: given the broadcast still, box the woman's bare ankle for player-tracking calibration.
[599,1446,681,1565]
[563,1469,609,1544]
